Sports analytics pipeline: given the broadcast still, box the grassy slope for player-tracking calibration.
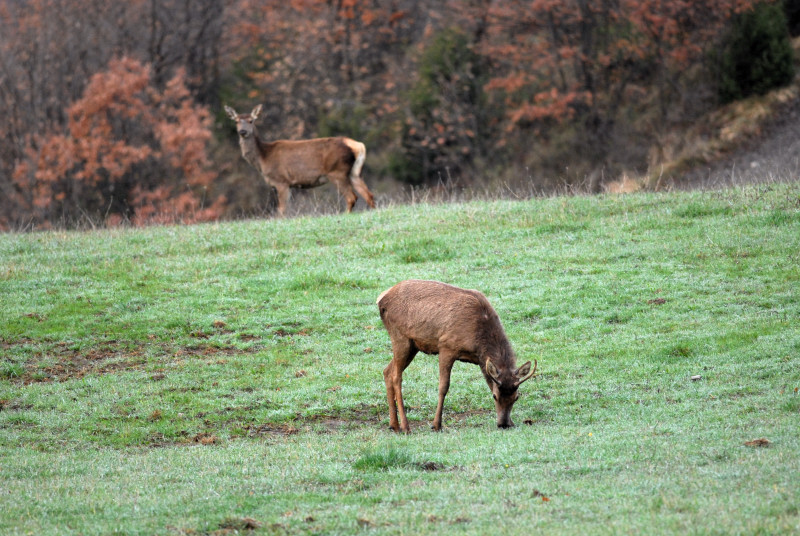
[1,185,799,535]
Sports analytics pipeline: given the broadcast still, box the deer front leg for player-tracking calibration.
[329,171,358,212]
[272,182,290,217]
[433,350,456,431]
[383,362,399,431]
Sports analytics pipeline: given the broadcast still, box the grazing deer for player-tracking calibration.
[377,280,537,432]
[224,104,375,215]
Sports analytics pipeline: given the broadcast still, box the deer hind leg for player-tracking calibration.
[345,140,374,208]
[342,138,373,208]
[351,175,375,209]
[329,171,358,212]
[384,337,417,433]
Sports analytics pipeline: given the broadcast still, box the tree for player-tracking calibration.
[0,0,230,228]
[0,0,782,229]
[390,27,494,185]
[11,57,222,227]
[481,0,764,185]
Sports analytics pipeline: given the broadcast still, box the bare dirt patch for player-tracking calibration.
[17,341,147,384]
[175,406,496,447]
[241,422,300,438]
[0,399,33,411]
[242,404,383,439]
[4,339,258,385]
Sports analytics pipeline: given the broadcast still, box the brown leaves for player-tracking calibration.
[485,0,763,135]
[11,56,221,227]
[744,438,771,448]
[192,432,219,445]
[532,489,550,502]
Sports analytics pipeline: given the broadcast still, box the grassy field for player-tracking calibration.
[1,184,799,535]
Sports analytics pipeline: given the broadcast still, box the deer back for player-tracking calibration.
[255,138,354,182]
[378,280,514,362]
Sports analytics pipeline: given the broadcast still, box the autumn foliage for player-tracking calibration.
[0,0,792,229]
[10,57,220,227]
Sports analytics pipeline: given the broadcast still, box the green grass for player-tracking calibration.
[1,184,799,534]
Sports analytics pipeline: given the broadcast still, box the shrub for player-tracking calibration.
[719,2,795,103]
[389,28,494,186]
[785,0,800,36]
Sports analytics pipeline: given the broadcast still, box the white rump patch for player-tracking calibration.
[343,138,367,179]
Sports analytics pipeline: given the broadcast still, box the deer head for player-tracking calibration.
[224,104,262,139]
[486,359,537,428]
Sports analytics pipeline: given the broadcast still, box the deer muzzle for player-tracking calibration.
[497,418,515,429]
[496,405,515,429]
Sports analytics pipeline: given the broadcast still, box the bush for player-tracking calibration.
[719,2,795,103]
[785,0,800,36]
[317,102,369,141]
[389,27,494,186]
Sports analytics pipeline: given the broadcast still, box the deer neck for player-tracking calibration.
[239,133,263,170]
[480,339,516,370]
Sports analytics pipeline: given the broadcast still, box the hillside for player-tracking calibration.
[1,185,799,534]
[5,1,797,229]
[633,36,800,193]
[683,93,800,188]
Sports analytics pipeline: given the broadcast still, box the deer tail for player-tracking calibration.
[343,138,366,180]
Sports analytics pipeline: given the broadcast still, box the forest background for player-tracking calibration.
[1,0,798,230]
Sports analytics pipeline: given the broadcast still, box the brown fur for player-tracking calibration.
[377,280,536,432]
[224,104,375,215]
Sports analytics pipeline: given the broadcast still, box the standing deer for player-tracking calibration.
[224,104,375,215]
[377,280,537,432]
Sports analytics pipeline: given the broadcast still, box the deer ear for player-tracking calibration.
[515,359,537,386]
[486,360,501,384]
[224,105,238,121]
[250,104,262,120]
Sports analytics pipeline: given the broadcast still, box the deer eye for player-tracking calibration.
[492,394,497,401]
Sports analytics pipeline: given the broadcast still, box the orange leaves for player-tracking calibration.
[63,57,155,185]
[68,57,152,133]
[154,68,216,188]
[484,0,764,136]
[485,74,528,94]
[623,0,761,69]
[508,90,589,126]
[12,55,220,226]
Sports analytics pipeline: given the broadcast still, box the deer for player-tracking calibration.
[376,279,537,433]
[224,104,375,216]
